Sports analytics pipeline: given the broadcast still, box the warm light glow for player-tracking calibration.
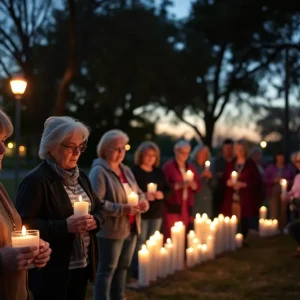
[19,145,25,152]
[187,247,194,253]
[202,213,208,219]
[141,244,147,251]
[166,238,172,244]
[260,141,267,148]
[196,213,201,219]
[125,144,131,151]
[231,171,238,177]
[205,160,210,168]
[160,247,167,253]
[10,78,27,96]
[7,142,14,149]
[22,225,26,236]
[186,170,193,176]
[202,244,208,251]
[79,195,82,202]
[189,230,195,237]
[280,179,287,187]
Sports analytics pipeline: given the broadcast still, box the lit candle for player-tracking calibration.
[158,247,168,278]
[185,170,194,181]
[259,206,267,220]
[194,213,204,243]
[12,226,39,268]
[204,160,210,170]
[175,221,185,270]
[154,231,164,249]
[230,215,238,251]
[146,239,157,281]
[217,214,224,254]
[147,182,157,193]
[201,244,208,262]
[127,191,139,206]
[74,195,89,217]
[235,233,243,248]
[171,226,180,271]
[207,235,215,259]
[187,230,196,248]
[138,245,150,287]
[186,247,194,267]
[224,216,231,251]
[272,219,278,235]
[231,171,238,185]
[280,179,287,197]
[164,239,174,274]
[192,237,199,250]
[259,218,265,237]
[196,244,202,264]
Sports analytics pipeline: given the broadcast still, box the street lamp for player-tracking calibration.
[10,78,27,197]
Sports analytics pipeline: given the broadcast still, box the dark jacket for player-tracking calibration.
[15,160,106,291]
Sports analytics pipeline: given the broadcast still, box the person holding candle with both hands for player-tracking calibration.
[89,130,149,300]
[222,140,263,245]
[0,108,52,300]
[191,143,213,218]
[16,117,124,300]
[163,140,201,239]
[130,141,169,279]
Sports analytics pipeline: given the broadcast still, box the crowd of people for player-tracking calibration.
[0,107,300,300]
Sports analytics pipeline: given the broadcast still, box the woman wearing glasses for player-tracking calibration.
[15,117,129,300]
[89,129,149,300]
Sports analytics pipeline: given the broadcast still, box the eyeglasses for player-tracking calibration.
[61,143,87,154]
[111,146,126,153]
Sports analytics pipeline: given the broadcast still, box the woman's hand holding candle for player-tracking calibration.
[122,204,140,215]
[0,246,38,272]
[155,191,164,200]
[34,240,52,268]
[189,180,198,191]
[67,214,94,233]
[138,200,149,213]
[146,192,156,201]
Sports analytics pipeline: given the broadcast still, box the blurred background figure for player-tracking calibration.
[264,151,295,230]
[191,143,213,218]
[212,138,234,217]
[222,140,263,245]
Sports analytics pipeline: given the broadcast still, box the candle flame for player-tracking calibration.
[167,238,172,244]
[202,213,208,219]
[154,230,160,236]
[193,238,199,243]
[196,213,201,219]
[186,170,193,175]
[231,171,238,177]
[79,195,82,202]
[161,247,167,253]
[205,160,210,167]
[141,244,147,251]
[187,247,193,253]
[272,219,278,224]
[22,225,26,236]
[280,179,287,186]
[236,233,243,239]
[189,230,195,237]
[202,244,207,251]
[260,206,267,211]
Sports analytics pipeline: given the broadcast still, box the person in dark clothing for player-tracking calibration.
[212,138,234,217]
[131,141,169,279]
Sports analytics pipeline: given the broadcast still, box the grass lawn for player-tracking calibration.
[86,235,300,300]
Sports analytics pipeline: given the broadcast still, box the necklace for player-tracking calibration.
[65,184,77,194]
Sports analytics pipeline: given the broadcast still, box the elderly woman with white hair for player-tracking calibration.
[162,140,201,239]
[89,129,149,300]
[190,143,213,217]
[16,117,125,300]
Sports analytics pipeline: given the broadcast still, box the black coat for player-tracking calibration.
[15,160,105,286]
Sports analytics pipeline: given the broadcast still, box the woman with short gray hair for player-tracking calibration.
[16,116,124,300]
[89,129,149,300]
[162,140,201,239]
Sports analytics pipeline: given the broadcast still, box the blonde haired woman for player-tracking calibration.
[89,129,149,300]
[0,108,51,300]
[131,141,169,278]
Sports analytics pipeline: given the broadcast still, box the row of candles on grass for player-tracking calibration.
[138,214,244,287]
[259,206,279,237]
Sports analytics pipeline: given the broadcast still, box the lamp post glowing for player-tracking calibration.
[10,78,27,197]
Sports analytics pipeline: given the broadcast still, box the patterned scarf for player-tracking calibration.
[46,156,84,261]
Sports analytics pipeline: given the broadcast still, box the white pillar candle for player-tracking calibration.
[235,233,243,248]
[74,195,89,217]
[231,171,238,185]
[230,215,238,251]
[259,206,267,219]
[207,235,215,259]
[280,179,287,197]
[154,231,164,249]
[146,239,157,281]
[259,219,265,237]
[164,239,174,274]
[138,245,150,287]
[187,230,196,248]
[201,244,208,262]
[176,221,185,270]
[196,244,202,264]
[147,182,157,193]
[204,160,210,170]
[171,225,180,271]
[158,247,168,278]
[186,247,194,267]
[127,191,139,206]
[272,219,278,235]
[192,237,199,250]
[185,170,194,181]
[202,213,208,220]
[217,214,224,254]
[224,216,231,251]
[12,226,39,268]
